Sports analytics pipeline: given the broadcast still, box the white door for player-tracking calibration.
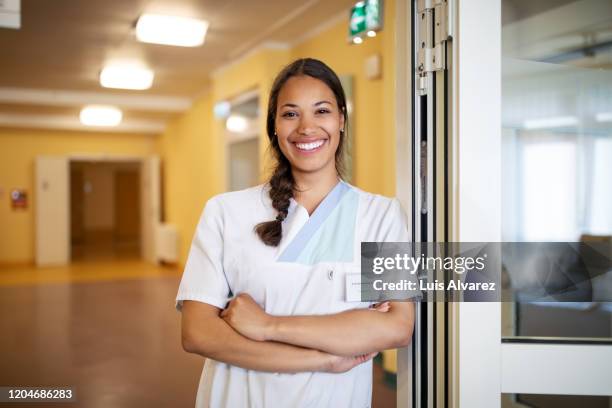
[140,155,160,263]
[35,156,70,266]
[452,0,612,407]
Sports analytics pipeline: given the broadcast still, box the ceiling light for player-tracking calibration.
[366,30,377,37]
[100,64,154,90]
[80,105,122,127]
[523,116,578,130]
[595,112,612,123]
[226,115,248,133]
[353,37,363,44]
[136,14,209,47]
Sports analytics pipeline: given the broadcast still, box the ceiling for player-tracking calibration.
[0,0,356,134]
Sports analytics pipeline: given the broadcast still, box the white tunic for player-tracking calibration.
[176,180,410,408]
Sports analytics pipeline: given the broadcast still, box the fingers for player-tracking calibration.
[371,301,390,312]
[354,351,379,363]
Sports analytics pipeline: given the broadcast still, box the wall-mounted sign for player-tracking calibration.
[11,189,27,210]
[349,0,383,42]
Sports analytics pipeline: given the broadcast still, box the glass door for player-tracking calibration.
[500,0,612,405]
[449,0,612,407]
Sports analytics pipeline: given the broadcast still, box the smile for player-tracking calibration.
[294,139,326,152]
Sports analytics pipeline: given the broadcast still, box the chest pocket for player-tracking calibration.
[329,263,372,313]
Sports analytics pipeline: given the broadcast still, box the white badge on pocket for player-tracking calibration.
[345,273,362,302]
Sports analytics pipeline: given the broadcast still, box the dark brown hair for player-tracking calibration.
[255,58,348,246]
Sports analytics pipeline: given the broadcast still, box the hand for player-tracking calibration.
[370,301,390,312]
[220,293,273,341]
[325,352,378,373]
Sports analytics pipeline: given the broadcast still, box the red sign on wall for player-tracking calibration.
[11,189,27,210]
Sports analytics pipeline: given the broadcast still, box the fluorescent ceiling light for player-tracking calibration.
[80,105,122,127]
[100,64,154,90]
[226,115,248,133]
[136,14,208,47]
[523,116,578,130]
[595,112,612,123]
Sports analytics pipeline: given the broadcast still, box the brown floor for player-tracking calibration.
[0,260,396,407]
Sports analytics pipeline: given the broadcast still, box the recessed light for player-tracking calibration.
[80,105,122,127]
[367,30,377,37]
[136,14,209,47]
[100,64,154,90]
[353,37,363,44]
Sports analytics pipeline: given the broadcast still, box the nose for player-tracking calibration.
[297,114,317,136]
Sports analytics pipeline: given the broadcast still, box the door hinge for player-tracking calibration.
[416,0,449,92]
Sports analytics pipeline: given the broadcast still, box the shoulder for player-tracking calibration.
[344,182,403,214]
[201,184,271,222]
[207,184,268,207]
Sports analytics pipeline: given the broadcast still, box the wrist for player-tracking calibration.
[264,315,279,341]
[315,349,333,372]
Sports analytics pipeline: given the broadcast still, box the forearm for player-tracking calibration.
[269,305,414,357]
[182,303,328,373]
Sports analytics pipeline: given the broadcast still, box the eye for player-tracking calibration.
[316,108,331,114]
[281,111,297,118]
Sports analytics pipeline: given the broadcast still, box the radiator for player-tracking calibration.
[156,223,178,263]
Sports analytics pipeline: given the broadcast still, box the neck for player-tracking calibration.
[291,166,340,214]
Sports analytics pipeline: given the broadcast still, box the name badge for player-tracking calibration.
[345,273,362,302]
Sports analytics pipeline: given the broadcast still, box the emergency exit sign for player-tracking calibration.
[349,0,383,39]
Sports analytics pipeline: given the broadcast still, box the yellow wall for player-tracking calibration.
[0,128,156,264]
[156,94,226,266]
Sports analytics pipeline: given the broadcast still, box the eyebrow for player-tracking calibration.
[280,100,333,109]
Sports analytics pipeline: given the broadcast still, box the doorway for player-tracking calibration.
[35,155,160,266]
[225,90,260,191]
[69,161,141,261]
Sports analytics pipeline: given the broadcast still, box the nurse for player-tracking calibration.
[177,58,416,407]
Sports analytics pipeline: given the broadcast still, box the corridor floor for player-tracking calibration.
[0,260,395,407]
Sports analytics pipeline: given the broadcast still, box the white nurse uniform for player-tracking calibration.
[176,180,411,408]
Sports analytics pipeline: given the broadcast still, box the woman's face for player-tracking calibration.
[274,75,344,177]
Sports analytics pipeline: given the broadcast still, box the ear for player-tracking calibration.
[339,110,346,133]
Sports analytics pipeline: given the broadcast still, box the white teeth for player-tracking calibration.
[295,140,325,151]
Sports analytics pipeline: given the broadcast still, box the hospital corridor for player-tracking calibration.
[1,0,611,407]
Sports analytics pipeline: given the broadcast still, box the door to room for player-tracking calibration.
[35,155,161,266]
[432,0,612,407]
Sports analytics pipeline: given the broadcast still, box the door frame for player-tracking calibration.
[35,154,160,266]
[449,0,502,407]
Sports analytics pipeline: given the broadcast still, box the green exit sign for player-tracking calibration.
[349,0,383,41]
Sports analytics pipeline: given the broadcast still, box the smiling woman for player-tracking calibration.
[176,58,416,408]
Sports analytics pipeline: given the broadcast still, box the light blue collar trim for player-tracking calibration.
[278,180,350,262]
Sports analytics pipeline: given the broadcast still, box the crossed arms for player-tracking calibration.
[181,294,415,374]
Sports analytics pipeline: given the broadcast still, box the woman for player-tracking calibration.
[177,58,415,407]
